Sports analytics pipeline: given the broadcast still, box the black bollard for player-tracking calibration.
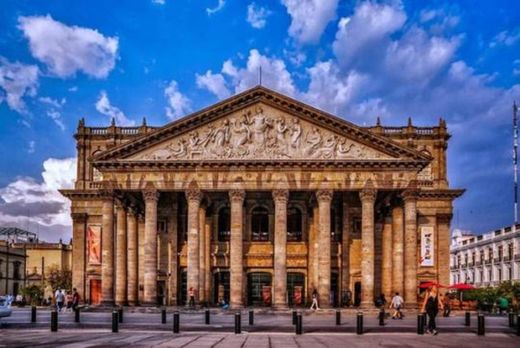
[249,310,254,326]
[173,311,180,333]
[477,313,485,336]
[292,310,297,325]
[112,310,119,333]
[31,305,37,323]
[336,310,341,325]
[296,312,303,335]
[234,312,241,334]
[161,308,167,324]
[75,307,80,323]
[422,312,427,329]
[379,309,385,326]
[508,311,514,328]
[465,311,470,326]
[356,312,363,335]
[517,314,520,336]
[417,314,424,335]
[50,310,58,332]
[118,307,123,323]
[205,309,210,324]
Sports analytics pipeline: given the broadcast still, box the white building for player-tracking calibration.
[450,225,520,287]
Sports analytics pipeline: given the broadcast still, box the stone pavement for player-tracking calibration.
[0,329,518,348]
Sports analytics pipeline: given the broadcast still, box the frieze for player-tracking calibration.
[131,105,389,162]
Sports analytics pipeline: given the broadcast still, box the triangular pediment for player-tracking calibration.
[93,86,430,165]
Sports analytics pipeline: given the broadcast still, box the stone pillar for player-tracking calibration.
[360,188,376,308]
[143,189,159,305]
[127,207,138,305]
[101,193,115,306]
[273,189,289,309]
[437,214,452,287]
[204,214,211,302]
[316,189,333,307]
[198,204,206,302]
[381,214,393,299]
[137,214,145,304]
[403,190,418,307]
[186,189,202,305]
[341,193,350,302]
[392,205,404,296]
[168,199,178,306]
[71,212,87,301]
[115,202,127,305]
[229,189,245,309]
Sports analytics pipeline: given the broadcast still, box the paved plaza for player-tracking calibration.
[1,308,519,347]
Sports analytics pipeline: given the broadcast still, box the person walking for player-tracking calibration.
[310,289,319,310]
[55,290,65,312]
[188,287,195,308]
[421,285,443,335]
[65,291,73,312]
[442,293,451,317]
[72,288,81,311]
[389,292,404,319]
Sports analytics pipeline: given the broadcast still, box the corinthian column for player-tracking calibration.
[316,189,333,307]
[229,189,245,309]
[381,214,393,299]
[403,190,418,308]
[273,189,289,309]
[143,189,159,305]
[360,188,376,308]
[115,201,127,305]
[392,205,404,297]
[101,192,114,306]
[186,189,203,306]
[127,207,138,305]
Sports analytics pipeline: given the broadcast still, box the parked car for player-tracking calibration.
[0,295,13,318]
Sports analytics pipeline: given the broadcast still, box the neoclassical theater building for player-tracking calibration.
[61,86,463,308]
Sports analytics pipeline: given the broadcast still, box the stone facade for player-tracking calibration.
[61,86,463,308]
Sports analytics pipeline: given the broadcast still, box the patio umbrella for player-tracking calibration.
[418,282,447,289]
[450,283,475,290]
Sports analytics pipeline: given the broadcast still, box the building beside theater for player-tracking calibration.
[61,86,463,308]
[0,240,26,296]
[450,225,520,286]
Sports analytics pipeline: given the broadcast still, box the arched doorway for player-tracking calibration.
[247,272,272,306]
[287,272,305,307]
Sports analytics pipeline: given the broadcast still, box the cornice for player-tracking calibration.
[418,189,465,201]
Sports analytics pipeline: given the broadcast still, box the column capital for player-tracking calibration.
[229,189,246,203]
[185,188,203,203]
[272,189,289,204]
[316,189,333,203]
[143,189,160,202]
[402,189,418,202]
[99,189,114,201]
[71,212,88,223]
[126,205,138,217]
[114,199,126,210]
[359,188,377,202]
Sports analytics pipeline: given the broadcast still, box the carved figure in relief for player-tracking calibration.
[275,118,288,145]
[247,107,270,145]
[337,139,355,156]
[290,118,302,148]
[320,135,339,159]
[166,139,187,158]
[212,120,230,147]
[305,127,322,156]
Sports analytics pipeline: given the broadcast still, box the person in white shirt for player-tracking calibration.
[390,292,404,319]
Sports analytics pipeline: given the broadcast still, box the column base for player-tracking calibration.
[141,301,158,307]
[405,302,418,309]
[99,300,115,307]
[360,301,374,309]
[273,303,288,310]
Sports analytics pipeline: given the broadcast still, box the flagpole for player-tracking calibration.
[514,101,518,223]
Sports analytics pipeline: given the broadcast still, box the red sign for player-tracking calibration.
[294,286,302,305]
[262,286,272,305]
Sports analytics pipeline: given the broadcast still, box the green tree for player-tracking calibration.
[20,284,45,305]
[46,265,72,294]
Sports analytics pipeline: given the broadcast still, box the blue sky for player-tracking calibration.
[0,0,519,241]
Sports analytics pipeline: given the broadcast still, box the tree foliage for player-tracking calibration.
[46,265,72,293]
[20,284,45,305]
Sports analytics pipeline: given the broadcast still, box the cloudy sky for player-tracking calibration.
[0,0,519,242]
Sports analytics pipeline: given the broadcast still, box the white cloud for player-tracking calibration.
[27,141,35,154]
[152,0,165,5]
[196,49,296,99]
[207,0,225,16]
[0,57,39,114]
[164,80,192,119]
[68,86,78,92]
[247,3,271,29]
[95,91,135,126]
[46,110,65,131]
[0,157,76,228]
[196,70,231,99]
[39,96,66,108]
[18,15,119,79]
[282,0,339,44]
[490,30,520,48]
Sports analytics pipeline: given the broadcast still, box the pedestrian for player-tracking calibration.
[55,289,65,312]
[376,293,387,308]
[497,296,509,315]
[442,293,451,317]
[72,288,81,311]
[389,292,404,319]
[65,291,73,312]
[310,288,319,310]
[421,285,443,335]
[188,287,195,308]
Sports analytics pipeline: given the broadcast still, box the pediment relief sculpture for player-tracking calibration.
[130,105,391,161]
